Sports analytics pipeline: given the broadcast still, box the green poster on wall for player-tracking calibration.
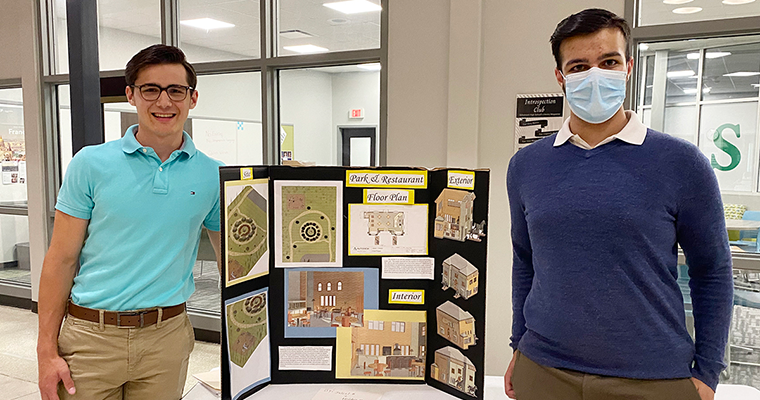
[281,125,294,161]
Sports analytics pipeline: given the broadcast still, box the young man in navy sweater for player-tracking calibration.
[504,9,733,400]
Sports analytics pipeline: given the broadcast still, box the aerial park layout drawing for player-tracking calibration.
[274,181,343,268]
[225,288,271,400]
[225,179,270,286]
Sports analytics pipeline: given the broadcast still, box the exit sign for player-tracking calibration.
[349,108,364,119]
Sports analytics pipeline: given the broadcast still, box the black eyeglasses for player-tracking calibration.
[131,84,194,101]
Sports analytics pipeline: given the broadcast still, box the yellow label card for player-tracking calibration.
[346,170,427,189]
[447,170,475,190]
[363,189,415,204]
[388,289,425,305]
[240,167,253,180]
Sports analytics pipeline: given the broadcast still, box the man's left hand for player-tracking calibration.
[691,378,714,400]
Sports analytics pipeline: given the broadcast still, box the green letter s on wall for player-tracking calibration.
[711,123,741,172]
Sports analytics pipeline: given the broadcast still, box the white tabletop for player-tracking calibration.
[726,219,760,230]
[184,376,760,400]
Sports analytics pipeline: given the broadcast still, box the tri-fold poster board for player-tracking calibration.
[220,166,490,400]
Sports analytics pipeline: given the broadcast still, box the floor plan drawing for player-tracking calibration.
[348,204,428,256]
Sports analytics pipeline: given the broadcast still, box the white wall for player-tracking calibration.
[386,0,625,376]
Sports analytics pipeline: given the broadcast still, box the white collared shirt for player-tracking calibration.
[553,110,647,150]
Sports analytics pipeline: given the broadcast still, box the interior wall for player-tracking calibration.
[0,0,22,80]
[386,0,450,168]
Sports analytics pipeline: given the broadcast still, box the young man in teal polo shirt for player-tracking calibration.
[37,45,223,400]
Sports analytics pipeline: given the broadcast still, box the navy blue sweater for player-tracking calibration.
[507,130,733,390]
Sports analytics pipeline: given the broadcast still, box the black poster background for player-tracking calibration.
[219,166,490,400]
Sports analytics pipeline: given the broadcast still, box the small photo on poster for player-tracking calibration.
[348,204,428,256]
[284,268,379,338]
[225,288,271,400]
[274,180,343,268]
[514,93,564,152]
[335,309,427,380]
[225,179,269,287]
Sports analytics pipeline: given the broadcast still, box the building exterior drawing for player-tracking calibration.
[436,301,477,350]
[430,346,477,397]
[442,253,479,300]
[434,188,475,242]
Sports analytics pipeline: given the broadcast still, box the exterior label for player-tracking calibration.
[363,189,415,204]
[388,289,425,305]
[346,170,427,189]
[447,170,475,190]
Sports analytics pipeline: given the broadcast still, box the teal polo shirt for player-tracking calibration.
[56,125,222,311]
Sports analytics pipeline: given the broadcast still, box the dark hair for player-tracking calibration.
[550,8,631,69]
[125,44,197,88]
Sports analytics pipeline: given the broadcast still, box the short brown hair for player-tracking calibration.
[550,8,631,69]
[125,44,197,88]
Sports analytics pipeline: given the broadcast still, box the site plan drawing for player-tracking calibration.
[348,204,428,256]
[274,181,343,268]
[225,179,269,286]
[225,288,271,400]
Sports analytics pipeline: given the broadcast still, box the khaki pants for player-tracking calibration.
[57,311,195,400]
[512,351,702,400]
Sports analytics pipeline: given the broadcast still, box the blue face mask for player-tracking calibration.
[562,67,627,124]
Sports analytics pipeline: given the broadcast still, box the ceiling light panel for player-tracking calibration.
[663,0,693,4]
[323,0,382,14]
[686,51,732,60]
[724,72,760,77]
[667,70,696,78]
[283,44,330,54]
[723,0,756,4]
[672,7,703,14]
[180,18,235,30]
[357,63,381,71]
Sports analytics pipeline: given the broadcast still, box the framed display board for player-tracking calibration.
[220,166,490,400]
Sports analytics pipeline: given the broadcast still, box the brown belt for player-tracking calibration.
[67,302,186,328]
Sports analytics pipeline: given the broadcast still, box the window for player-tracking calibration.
[278,0,381,56]
[318,283,322,292]
[279,65,380,165]
[638,0,760,26]
[368,320,384,330]
[337,281,342,291]
[327,282,331,291]
[391,321,405,332]
[637,37,760,192]
[0,88,30,288]
[179,0,260,63]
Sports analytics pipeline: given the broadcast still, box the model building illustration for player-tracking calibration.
[364,210,405,245]
[349,320,427,378]
[227,184,268,282]
[430,346,477,397]
[442,254,479,300]
[287,270,365,328]
[434,188,486,242]
[226,292,268,368]
[436,301,477,350]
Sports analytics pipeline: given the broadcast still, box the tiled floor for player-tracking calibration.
[0,304,221,399]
